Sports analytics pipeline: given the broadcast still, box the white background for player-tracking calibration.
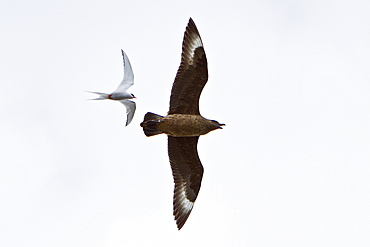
[1,0,370,246]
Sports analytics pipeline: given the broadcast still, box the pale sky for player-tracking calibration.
[1,0,370,246]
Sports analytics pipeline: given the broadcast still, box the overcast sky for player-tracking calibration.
[1,0,370,246]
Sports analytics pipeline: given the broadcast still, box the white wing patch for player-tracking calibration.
[176,183,194,218]
[173,183,194,230]
[187,34,203,65]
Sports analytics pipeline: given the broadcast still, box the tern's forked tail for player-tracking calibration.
[140,112,164,137]
[87,91,110,100]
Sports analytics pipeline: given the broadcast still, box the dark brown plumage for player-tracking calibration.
[140,18,224,230]
[169,18,208,115]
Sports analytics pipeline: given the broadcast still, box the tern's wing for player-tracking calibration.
[168,18,208,115]
[119,100,136,126]
[168,136,203,230]
[114,50,134,93]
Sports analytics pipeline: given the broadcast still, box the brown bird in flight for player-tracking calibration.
[140,18,224,230]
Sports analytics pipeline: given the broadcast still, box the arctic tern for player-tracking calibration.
[88,50,136,126]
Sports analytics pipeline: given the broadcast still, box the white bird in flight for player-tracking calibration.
[88,50,136,126]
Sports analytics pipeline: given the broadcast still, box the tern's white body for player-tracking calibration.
[88,50,136,126]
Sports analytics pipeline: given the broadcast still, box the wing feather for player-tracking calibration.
[119,100,136,126]
[114,50,134,93]
[168,18,208,115]
[168,136,203,230]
